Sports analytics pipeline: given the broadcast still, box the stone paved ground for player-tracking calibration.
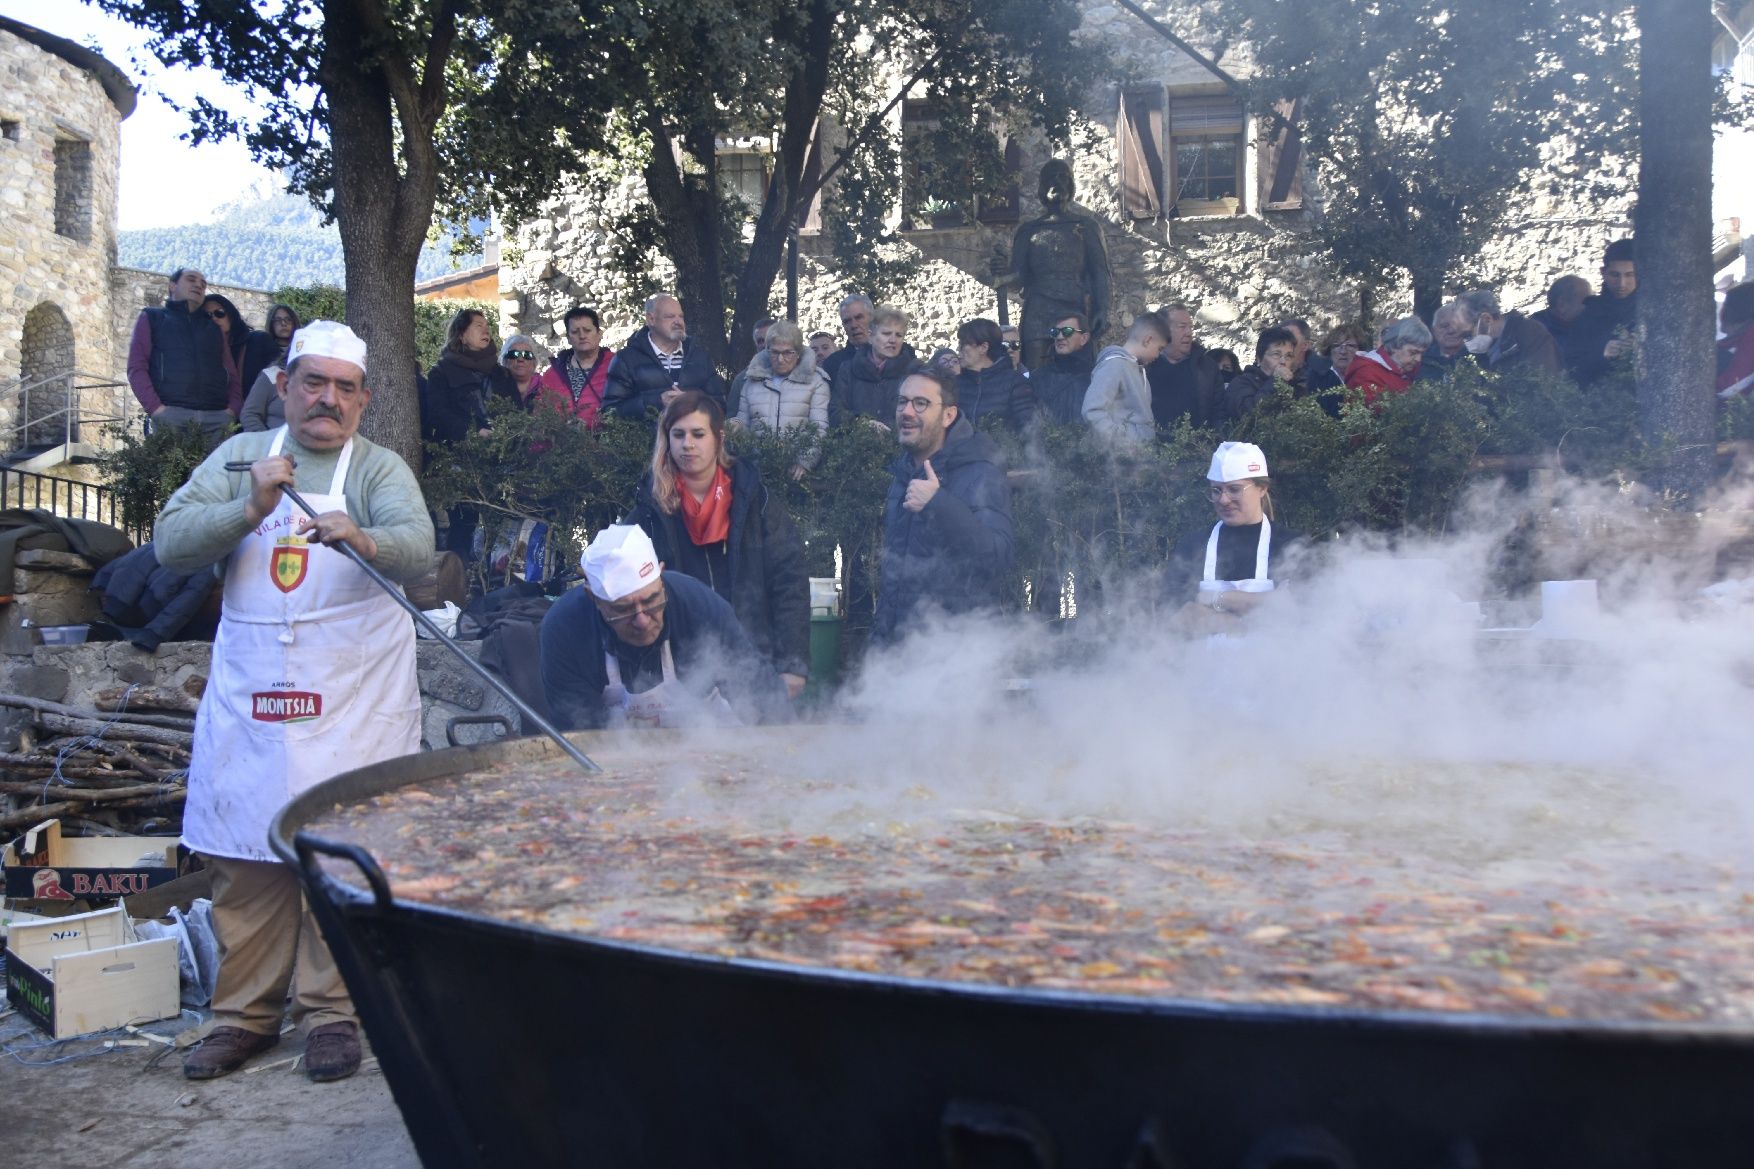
[0,1009,420,1169]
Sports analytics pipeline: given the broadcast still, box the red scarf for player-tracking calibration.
[678,466,733,546]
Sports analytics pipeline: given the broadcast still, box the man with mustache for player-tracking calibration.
[155,321,434,1084]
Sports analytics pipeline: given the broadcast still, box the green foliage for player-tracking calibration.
[117,190,481,290]
[95,422,223,536]
[419,401,653,588]
[730,421,896,582]
[271,286,500,372]
[1201,0,1638,317]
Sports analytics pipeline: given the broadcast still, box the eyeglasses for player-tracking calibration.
[1003,341,1020,351]
[598,594,668,625]
[897,396,940,413]
[768,348,798,359]
[506,350,537,361]
[206,309,227,320]
[1048,326,1085,339]
[1207,483,1258,501]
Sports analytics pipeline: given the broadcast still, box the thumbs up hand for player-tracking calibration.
[903,459,940,512]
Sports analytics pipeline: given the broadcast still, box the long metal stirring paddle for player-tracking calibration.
[223,460,601,773]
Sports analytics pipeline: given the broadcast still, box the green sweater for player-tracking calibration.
[155,429,435,584]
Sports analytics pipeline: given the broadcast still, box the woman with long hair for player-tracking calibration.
[425,308,512,559]
[239,304,303,431]
[626,391,810,698]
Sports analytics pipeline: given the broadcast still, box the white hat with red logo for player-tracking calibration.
[582,524,661,601]
[1207,441,1269,482]
[288,320,368,373]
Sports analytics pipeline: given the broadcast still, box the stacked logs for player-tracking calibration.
[0,692,192,837]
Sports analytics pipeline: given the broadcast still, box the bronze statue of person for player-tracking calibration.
[999,160,1111,371]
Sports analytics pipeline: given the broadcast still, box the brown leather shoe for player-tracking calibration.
[304,1021,362,1082]
[183,1026,280,1080]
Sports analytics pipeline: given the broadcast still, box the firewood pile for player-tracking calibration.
[0,690,192,837]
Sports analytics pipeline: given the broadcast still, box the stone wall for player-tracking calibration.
[499,0,1634,364]
[0,25,126,454]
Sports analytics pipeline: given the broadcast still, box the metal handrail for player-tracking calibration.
[0,466,137,541]
[0,368,137,461]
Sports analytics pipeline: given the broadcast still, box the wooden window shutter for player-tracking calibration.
[978,136,1023,225]
[1260,97,1305,210]
[1118,88,1165,220]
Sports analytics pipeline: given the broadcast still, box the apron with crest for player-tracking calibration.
[184,428,421,861]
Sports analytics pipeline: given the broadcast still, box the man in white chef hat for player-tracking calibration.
[155,320,435,1083]
[1165,440,1305,632]
[539,524,789,730]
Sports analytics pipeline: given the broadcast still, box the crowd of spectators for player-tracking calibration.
[127,243,1754,727]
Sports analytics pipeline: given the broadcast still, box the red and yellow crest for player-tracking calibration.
[271,536,310,593]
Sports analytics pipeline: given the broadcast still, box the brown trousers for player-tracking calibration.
[205,854,355,1036]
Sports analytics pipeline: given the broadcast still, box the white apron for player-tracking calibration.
[185,428,421,861]
[602,641,736,730]
[1197,517,1275,605]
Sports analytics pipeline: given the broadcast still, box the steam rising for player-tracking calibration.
[665,470,1754,871]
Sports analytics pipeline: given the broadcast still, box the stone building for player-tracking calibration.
[499,0,1633,361]
[0,18,273,466]
[0,16,133,455]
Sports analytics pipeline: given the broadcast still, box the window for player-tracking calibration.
[1167,94,1243,215]
[53,135,92,242]
[1,120,19,142]
[720,150,771,212]
[1119,87,1304,219]
[902,100,971,229]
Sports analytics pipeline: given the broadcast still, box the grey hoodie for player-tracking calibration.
[1082,344,1154,448]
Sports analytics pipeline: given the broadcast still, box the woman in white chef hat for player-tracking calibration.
[1166,441,1300,631]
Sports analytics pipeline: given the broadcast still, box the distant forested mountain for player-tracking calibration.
[118,191,484,290]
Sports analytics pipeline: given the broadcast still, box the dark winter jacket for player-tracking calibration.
[130,302,231,412]
[1029,346,1097,426]
[601,327,728,423]
[1567,292,1637,384]
[91,543,217,652]
[239,329,282,395]
[1166,519,1306,603]
[872,415,1014,643]
[830,344,921,427]
[1146,348,1220,430]
[1215,365,1286,426]
[1482,312,1562,376]
[538,571,788,730]
[423,350,510,447]
[1416,345,1475,382]
[626,459,811,678]
[955,362,1038,432]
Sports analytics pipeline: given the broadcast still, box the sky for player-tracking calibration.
[1,0,279,230]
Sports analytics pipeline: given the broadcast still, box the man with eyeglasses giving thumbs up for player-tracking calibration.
[872,368,1015,645]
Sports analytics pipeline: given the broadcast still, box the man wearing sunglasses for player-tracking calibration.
[539,524,788,730]
[126,266,241,449]
[1029,313,1098,425]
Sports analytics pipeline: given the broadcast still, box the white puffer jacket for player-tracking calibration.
[734,348,831,465]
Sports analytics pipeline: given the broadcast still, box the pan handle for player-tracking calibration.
[446,713,514,746]
[293,831,394,912]
[941,1099,1056,1169]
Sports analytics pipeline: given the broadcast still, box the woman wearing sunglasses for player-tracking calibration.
[201,295,250,390]
[499,334,545,411]
[1166,442,1303,633]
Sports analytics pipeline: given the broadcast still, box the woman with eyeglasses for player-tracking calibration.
[239,304,303,431]
[1166,442,1302,631]
[954,317,1038,432]
[1308,322,1369,417]
[626,391,810,699]
[731,320,830,479]
[498,334,545,411]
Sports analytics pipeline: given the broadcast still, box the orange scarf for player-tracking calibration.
[678,466,732,545]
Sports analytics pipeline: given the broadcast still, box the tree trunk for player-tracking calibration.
[321,0,451,472]
[641,112,730,374]
[1634,0,1717,499]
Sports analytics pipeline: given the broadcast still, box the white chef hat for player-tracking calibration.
[582,525,661,601]
[288,320,368,373]
[1207,441,1269,482]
